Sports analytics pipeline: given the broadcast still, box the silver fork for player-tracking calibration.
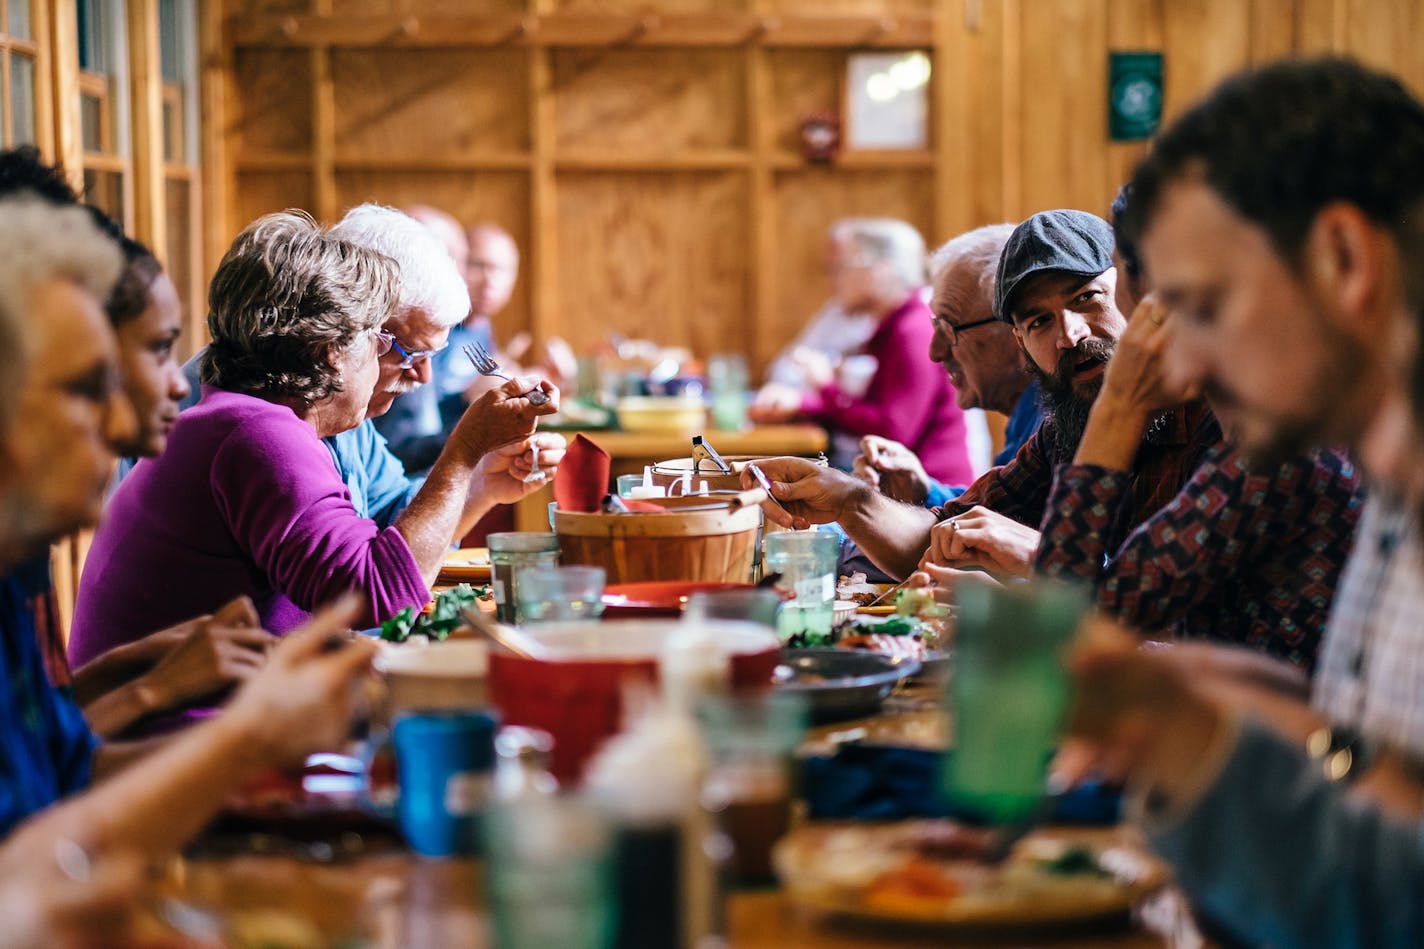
[463,341,551,405]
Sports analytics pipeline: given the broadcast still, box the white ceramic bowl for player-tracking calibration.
[376,638,489,714]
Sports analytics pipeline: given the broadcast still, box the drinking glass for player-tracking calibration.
[393,710,498,857]
[763,531,839,641]
[486,795,615,949]
[696,692,806,884]
[488,532,560,625]
[686,588,783,630]
[615,473,644,497]
[708,353,750,431]
[518,565,606,624]
[941,577,1089,823]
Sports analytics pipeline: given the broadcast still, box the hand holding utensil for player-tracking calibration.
[522,444,546,484]
[463,341,551,405]
[745,463,795,526]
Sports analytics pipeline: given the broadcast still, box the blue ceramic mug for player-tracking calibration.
[393,710,498,857]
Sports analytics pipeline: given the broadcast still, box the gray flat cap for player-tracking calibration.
[995,209,1115,321]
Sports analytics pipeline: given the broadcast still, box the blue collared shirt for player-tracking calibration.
[0,572,96,836]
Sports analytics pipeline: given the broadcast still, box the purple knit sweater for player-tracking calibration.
[798,293,974,486]
[69,388,429,666]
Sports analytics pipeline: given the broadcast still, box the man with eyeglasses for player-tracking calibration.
[853,224,1042,507]
[374,221,531,476]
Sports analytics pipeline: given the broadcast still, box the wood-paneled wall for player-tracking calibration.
[206,0,1424,377]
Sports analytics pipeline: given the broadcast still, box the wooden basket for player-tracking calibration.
[553,500,761,584]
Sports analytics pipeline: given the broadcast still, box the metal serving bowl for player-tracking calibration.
[774,648,921,722]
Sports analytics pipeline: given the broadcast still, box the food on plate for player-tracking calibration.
[775,820,1161,926]
[836,572,883,606]
[380,583,492,643]
[786,611,939,660]
[895,586,947,619]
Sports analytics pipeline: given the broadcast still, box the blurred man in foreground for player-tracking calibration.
[1066,58,1424,948]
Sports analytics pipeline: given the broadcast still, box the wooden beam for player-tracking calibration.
[28,0,56,158]
[232,13,529,49]
[554,150,752,172]
[528,42,557,348]
[200,0,232,281]
[229,11,934,51]
[311,44,335,221]
[746,23,774,379]
[47,0,82,190]
[127,0,167,263]
[1000,0,1023,222]
[765,150,937,171]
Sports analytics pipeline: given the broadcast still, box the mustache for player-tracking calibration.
[1035,337,1116,397]
[388,377,421,395]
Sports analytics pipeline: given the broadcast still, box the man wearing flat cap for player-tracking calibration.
[750,209,1360,667]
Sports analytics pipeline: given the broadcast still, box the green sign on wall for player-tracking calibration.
[1109,51,1163,141]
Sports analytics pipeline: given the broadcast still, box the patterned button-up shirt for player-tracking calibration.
[937,400,1222,556]
[1036,444,1363,670]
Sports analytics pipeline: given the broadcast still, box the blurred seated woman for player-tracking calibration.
[69,211,554,667]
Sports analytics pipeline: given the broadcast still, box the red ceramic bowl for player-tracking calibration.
[601,580,756,618]
[487,619,780,784]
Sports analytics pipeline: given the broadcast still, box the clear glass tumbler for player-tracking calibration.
[486,795,614,949]
[487,532,561,625]
[763,530,839,642]
[518,565,606,624]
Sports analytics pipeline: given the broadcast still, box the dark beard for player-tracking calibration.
[1030,337,1174,460]
[1029,337,1115,461]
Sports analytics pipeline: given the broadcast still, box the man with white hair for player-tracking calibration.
[854,223,1041,506]
[375,219,526,474]
[751,217,974,483]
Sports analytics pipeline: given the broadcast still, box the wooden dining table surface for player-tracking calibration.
[174,691,1208,948]
[176,848,1198,949]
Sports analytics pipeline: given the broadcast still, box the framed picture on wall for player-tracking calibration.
[844,51,931,151]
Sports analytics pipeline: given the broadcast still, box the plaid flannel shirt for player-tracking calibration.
[1314,493,1424,759]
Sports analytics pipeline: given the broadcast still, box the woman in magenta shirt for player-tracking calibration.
[754,218,973,485]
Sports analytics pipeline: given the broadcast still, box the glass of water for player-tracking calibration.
[763,531,839,642]
[518,565,607,624]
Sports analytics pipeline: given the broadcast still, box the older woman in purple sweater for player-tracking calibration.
[69,212,555,665]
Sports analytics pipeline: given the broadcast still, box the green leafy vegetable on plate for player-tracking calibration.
[380,583,490,643]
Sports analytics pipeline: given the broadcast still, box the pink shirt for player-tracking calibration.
[800,293,975,485]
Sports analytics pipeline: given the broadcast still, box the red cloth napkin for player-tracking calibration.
[554,434,611,513]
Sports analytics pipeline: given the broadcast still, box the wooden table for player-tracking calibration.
[177,849,1196,949]
[173,691,1206,948]
[513,423,830,531]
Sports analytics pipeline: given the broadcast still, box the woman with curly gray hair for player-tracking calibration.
[69,211,554,666]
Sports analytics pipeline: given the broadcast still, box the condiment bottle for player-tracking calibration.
[584,693,725,949]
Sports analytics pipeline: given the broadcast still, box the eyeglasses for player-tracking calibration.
[931,313,999,348]
[374,331,447,370]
